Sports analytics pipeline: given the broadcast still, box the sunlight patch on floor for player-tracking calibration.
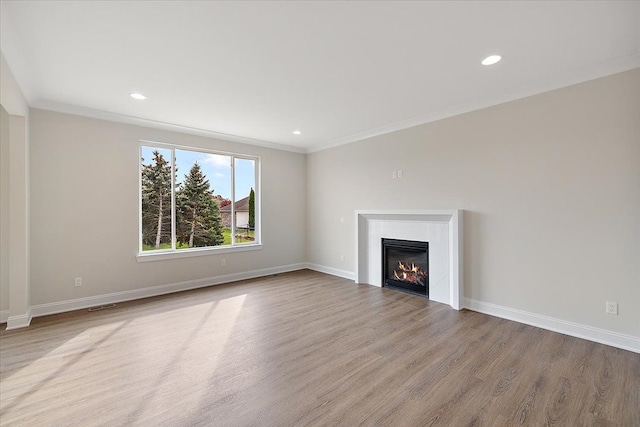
[125,293,247,422]
[0,320,130,417]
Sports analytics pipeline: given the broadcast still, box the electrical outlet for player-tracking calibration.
[74,277,82,287]
[397,169,403,178]
[340,254,345,262]
[605,301,618,315]
[392,171,397,179]
[221,258,226,266]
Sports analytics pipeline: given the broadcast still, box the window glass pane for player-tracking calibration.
[175,149,231,248]
[140,144,259,254]
[233,158,256,244]
[141,147,173,251]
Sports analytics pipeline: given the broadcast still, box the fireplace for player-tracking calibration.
[382,238,429,296]
[356,210,463,308]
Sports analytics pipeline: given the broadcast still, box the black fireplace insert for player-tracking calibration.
[382,238,429,296]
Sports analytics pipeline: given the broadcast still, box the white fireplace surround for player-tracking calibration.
[355,210,463,309]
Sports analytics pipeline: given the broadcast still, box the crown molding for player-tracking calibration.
[3,0,638,157]
[1,1,304,154]
[32,99,307,154]
[307,54,640,153]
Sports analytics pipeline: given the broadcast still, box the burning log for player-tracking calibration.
[392,261,427,286]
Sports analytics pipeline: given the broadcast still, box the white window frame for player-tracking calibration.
[137,140,261,262]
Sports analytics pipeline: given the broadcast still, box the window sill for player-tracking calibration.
[136,244,262,263]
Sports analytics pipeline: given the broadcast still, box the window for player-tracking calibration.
[139,142,259,257]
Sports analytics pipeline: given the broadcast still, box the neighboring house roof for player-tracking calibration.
[219,195,249,213]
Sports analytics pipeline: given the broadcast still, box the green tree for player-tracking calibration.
[176,162,224,247]
[248,187,255,228]
[141,150,172,249]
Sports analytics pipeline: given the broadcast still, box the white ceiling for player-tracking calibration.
[1,1,639,153]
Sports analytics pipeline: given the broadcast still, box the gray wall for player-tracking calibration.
[1,52,31,322]
[307,69,640,337]
[9,65,640,343]
[29,109,307,306]
[0,106,9,311]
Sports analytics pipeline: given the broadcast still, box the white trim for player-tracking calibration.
[302,265,639,354]
[6,308,32,330]
[137,243,262,262]
[138,144,144,254]
[307,58,640,153]
[28,57,640,156]
[139,140,262,164]
[138,141,261,257]
[254,159,262,245]
[3,0,639,157]
[464,298,640,354]
[29,263,307,320]
[355,210,463,310]
[5,266,638,354]
[231,155,236,245]
[306,263,355,281]
[32,100,306,153]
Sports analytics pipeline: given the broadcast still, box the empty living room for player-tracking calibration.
[1,1,638,425]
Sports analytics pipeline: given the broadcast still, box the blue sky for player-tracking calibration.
[141,146,255,200]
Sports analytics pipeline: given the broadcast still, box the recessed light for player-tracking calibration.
[293,130,302,135]
[481,55,502,66]
[130,93,147,100]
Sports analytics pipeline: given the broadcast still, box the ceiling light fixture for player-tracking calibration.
[293,130,302,135]
[481,55,502,66]
[130,93,147,100]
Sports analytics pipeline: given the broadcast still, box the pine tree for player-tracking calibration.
[141,150,172,249]
[248,188,255,228]
[176,162,224,247]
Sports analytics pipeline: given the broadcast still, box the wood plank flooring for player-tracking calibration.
[1,270,638,426]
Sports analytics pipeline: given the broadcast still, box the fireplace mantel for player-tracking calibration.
[355,210,463,309]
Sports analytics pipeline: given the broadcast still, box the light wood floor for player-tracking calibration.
[1,270,638,426]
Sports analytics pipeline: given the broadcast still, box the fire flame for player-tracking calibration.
[392,261,427,286]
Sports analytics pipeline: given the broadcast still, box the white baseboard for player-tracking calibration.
[5,265,637,354]
[303,266,640,354]
[464,297,640,354]
[306,263,355,281]
[28,263,307,320]
[6,308,32,330]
